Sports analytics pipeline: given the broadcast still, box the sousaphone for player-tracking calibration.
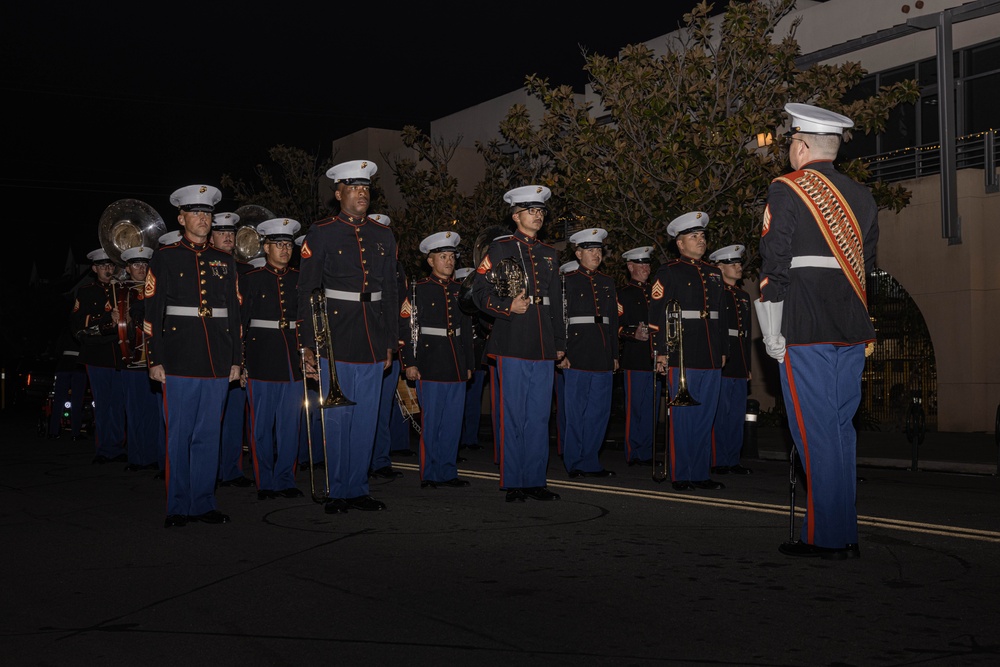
[232,204,276,263]
[98,199,167,266]
[458,224,512,314]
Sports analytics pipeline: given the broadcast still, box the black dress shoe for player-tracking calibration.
[346,495,386,511]
[163,514,188,528]
[691,479,726,490]
[461,444,484,451]
[845,543,861,559]
[391,449,416,458]
[505,488,526,503]
[153,470,165,480]
[671,481,693,491]
[420,480,439,489]
[111,454,128,463]
[523,486,560,501]
[584,469,615,478]
[439,478,471,487]
[728,464,753,475]
[568,469,585,478]
[144,463,160,471]
[370,466,403,479]
[298,462,311,472]
[710,465,730,475]
[778,540,846,560]
[92,455,110,465]
[257,490,277,500]
[124,463,144,472]
[456,455,467,464]
[324,498,349,514]
[189,510,230,524]
[278,487,304,498]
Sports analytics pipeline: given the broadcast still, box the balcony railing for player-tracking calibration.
[861,129,998,190]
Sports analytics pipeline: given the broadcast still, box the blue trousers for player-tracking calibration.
[712,377,748,467]
[162,376,228,516]
[416,380,464,482]
[666,367,721,482]
[123,369,161,467]
[248,379,302,492]
[488,364,501,464]
[218,382,248,482]
[623,370,662,463]
[494,356,554,489]
[49,368,87,437]
[562,369,613,473]
[319,359,382,500]
[553,368,566,456]
[86,365,125,459]
[780,344,865,549]
[371,360,400,471]
[460,369,486,446]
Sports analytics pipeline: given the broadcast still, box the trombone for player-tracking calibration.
[665,299,699,408]
[301,287,355,503]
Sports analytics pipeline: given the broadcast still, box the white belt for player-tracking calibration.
[680,310,719,319]
[63,350,79,357]
[325,289,382,302]
[250,318,296,330]
[529,296,551,306]
[568,316,610,325]
[420,327,461,337]
[790,255,841,269]
[166,306,228,318]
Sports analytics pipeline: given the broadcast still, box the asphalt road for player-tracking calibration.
[2,409,999,667]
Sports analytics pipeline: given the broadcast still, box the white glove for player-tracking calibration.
[754,300,786,363]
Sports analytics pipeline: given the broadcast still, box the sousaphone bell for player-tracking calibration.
[232,204,275,263]
[98,199,167,266]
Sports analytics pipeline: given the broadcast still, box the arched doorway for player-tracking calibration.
[861,268,937,432]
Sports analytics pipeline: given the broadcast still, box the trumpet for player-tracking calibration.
[309,288,355,409]
[665,299,699,407]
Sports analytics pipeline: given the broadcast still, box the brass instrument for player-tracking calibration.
[458,224,511,314]
[110,278,148,368]
[98,199,166,266]
[232,204,275,263]
[665,299,699,407]
[309,288,355,408]
[652,331,667,483]
[299,350,329,503]
[409,281,419,358]
[484,257,527,299]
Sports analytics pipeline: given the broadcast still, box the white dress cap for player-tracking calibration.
[666,211,709,238]
[249,256,267,268]
[158,230,183,246]
[212,212,240,230]
[294,235,305,247]
[559,260,579,274]
[121,246,154,262]
[569,228,608,248]
[170,184,222,212]
[454,267,474,280]
[708,244,746,263]
[257,218,302,240]
[622,246,654,263]
[326,159,378,184]
[784,103,854,135]
[369,213,391,226]
[503,185,552,209]
[419,230,461,255]
[87,248,112,263]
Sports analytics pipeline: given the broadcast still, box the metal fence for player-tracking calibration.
[862,129,998,189]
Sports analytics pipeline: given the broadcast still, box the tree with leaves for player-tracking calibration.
[489,0,919,277]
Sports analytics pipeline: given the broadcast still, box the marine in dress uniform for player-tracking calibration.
[758,103,878,561]
[241,218,304,501]
[120,246,162,471]
[297,160,399,514]
[650,212,729,492]
[470,185,565,503]
[707,245,753,476]
[617,246,662,466]
[553,260,577,457]
[368,213,408,478]
[71,248,127,464]
[212,211,253,488]
[455,266,489,452]
[560,229,619,478]
[144,184,242,528]
[401,231,474,488]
